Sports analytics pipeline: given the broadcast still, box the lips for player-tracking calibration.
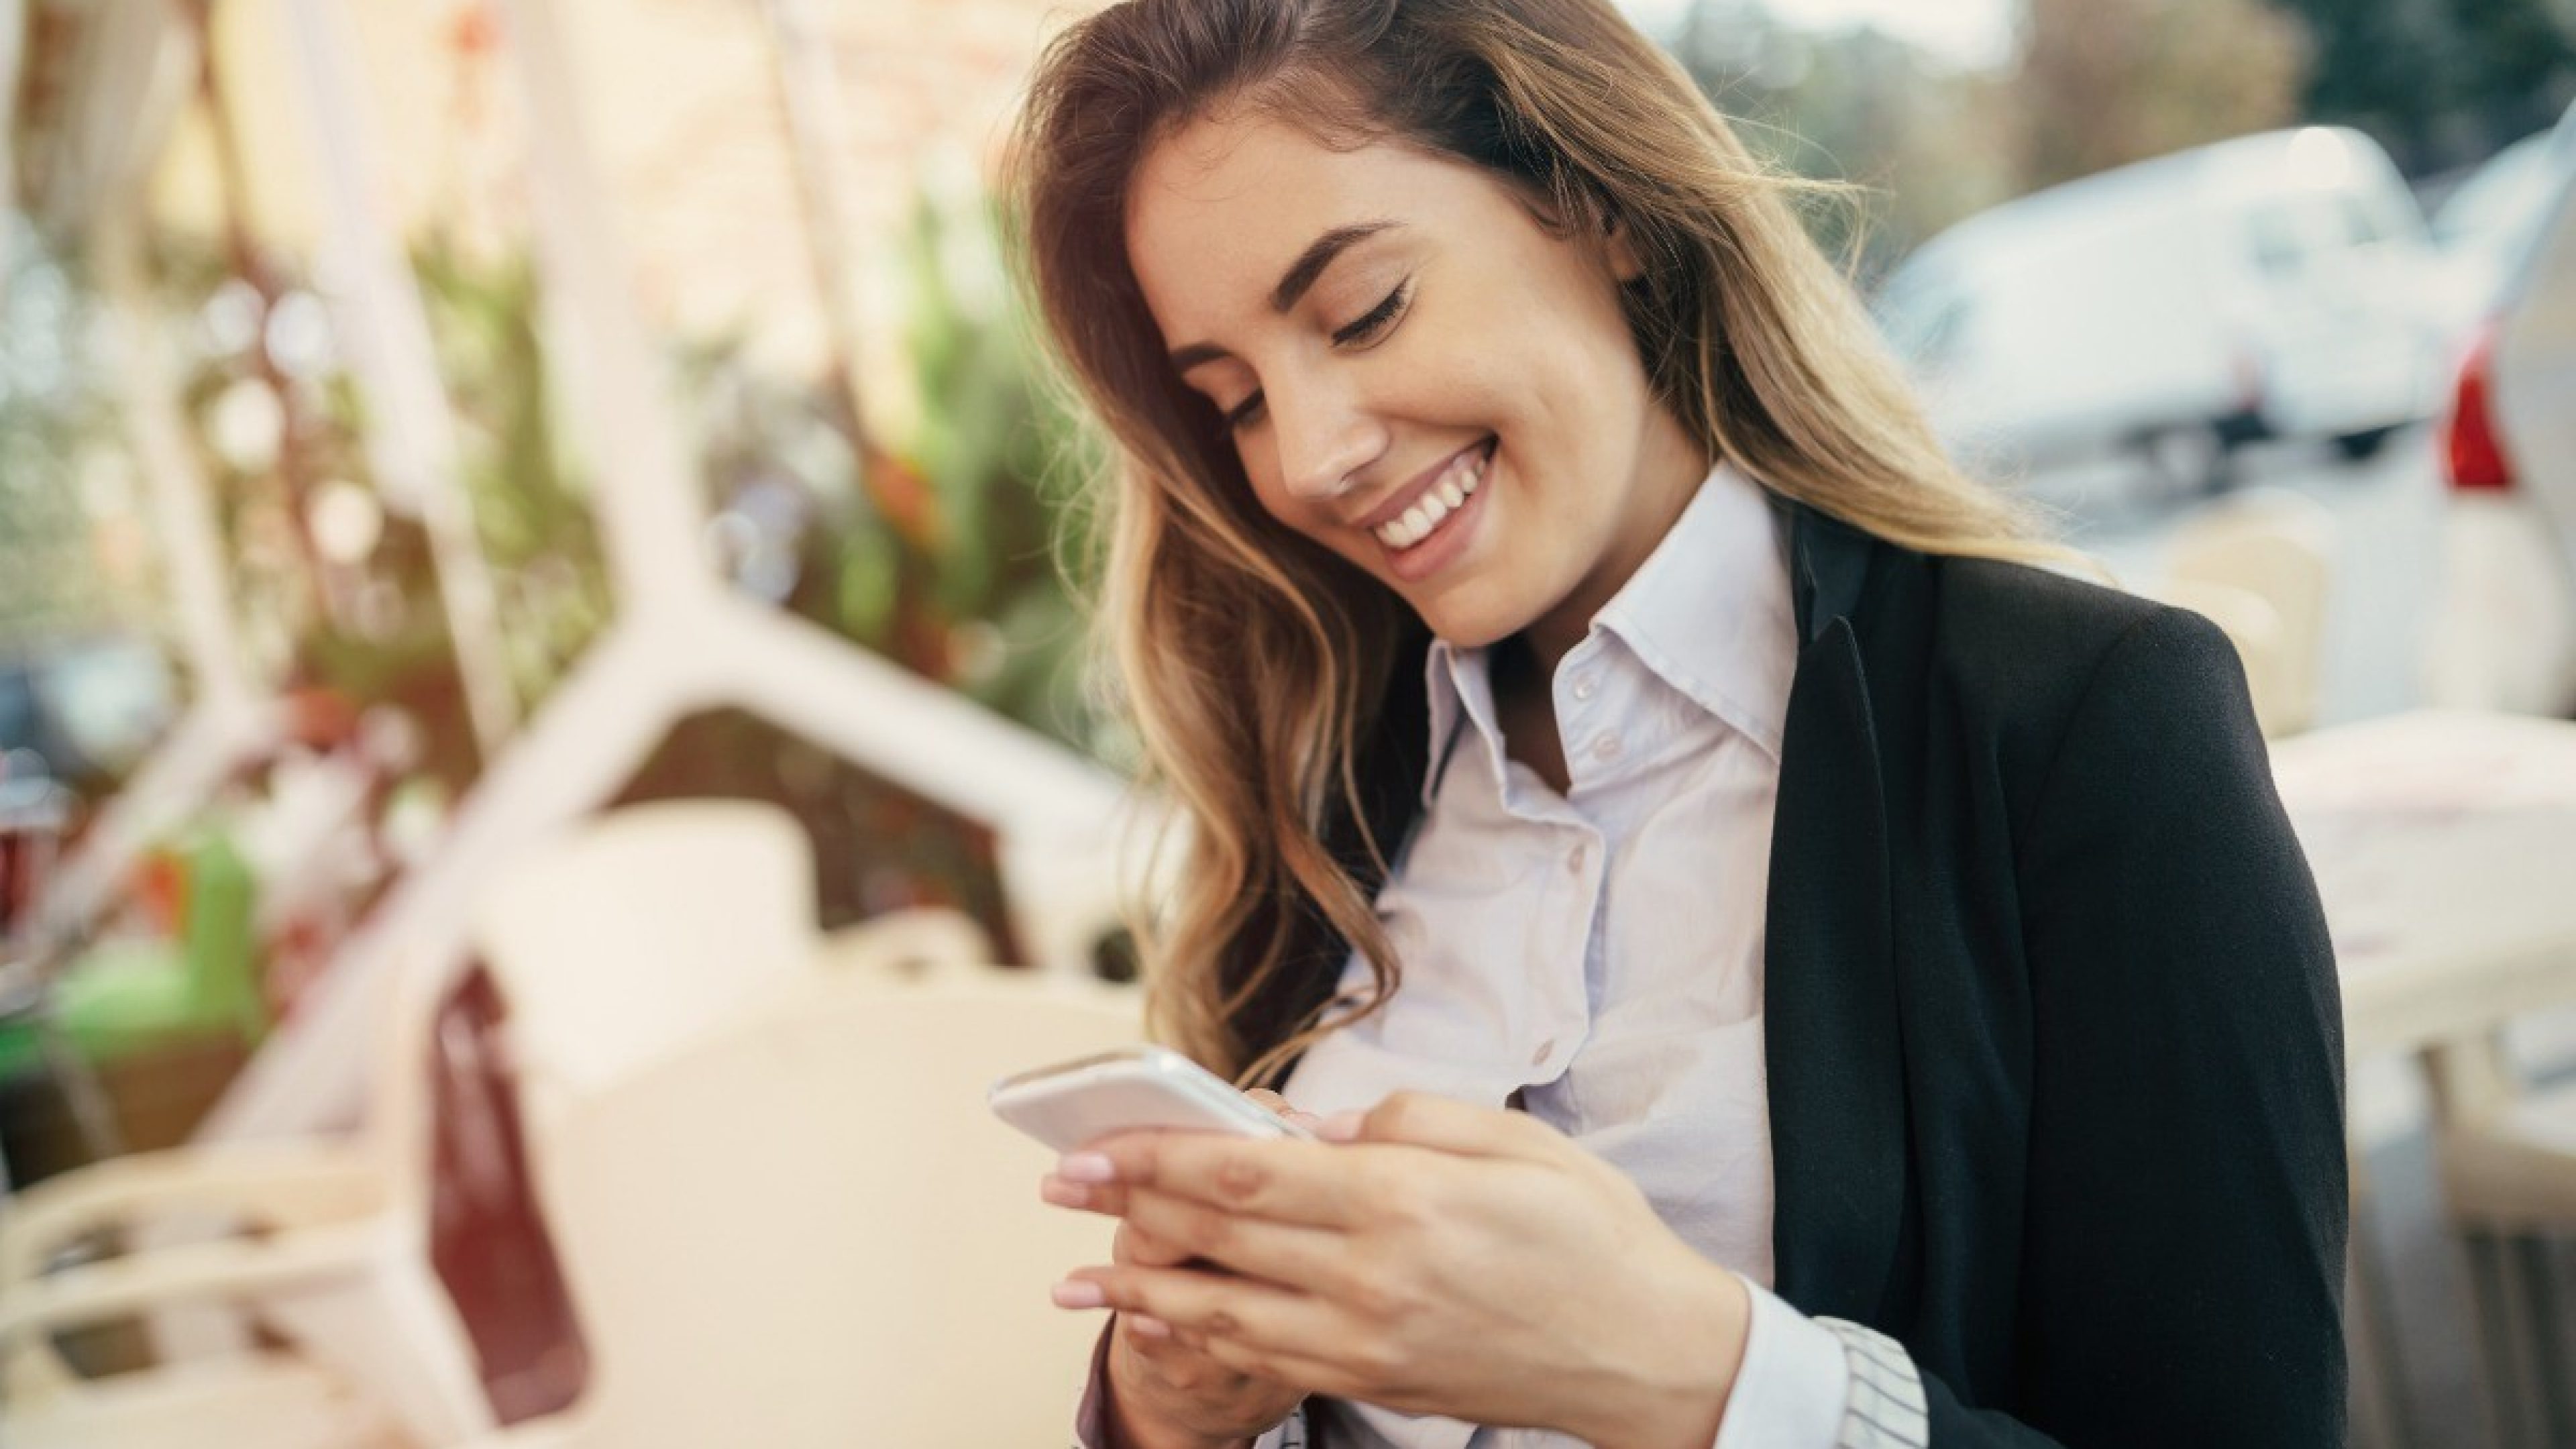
[1363,437,1495,551]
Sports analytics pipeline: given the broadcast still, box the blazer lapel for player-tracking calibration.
[1766,504,1909,1322]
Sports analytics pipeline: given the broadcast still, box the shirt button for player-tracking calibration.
[1591,733,1623,763]
[1570,675,1599,702]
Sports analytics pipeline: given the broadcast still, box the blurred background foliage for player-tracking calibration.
[781,186,1104,761]
[0,218,119,649]
[9,0,2571,900]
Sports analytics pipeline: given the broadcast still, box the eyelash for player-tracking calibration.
[1222,280,1413,431]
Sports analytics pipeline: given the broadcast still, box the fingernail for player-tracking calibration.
[1126,1313,1172,1339]
[1039,1176,1091,1208]
[1057,1152,1117,1183]
[1052,1279,1108,1309]
[1318,1110,1365,1142]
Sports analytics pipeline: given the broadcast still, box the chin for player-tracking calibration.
[1378,534,1564,651]
[1407,588,1536,652]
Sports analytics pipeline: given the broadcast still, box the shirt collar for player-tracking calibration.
[1419,462,1798,805]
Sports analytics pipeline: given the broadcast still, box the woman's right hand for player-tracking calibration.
[1090,1090,1314,1449]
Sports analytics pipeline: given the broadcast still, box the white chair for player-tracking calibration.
[2163,488,2337,737]
[451,969,1146,1448]
[2424,492,2576,716]
[468,798,999,1115]
[2423,1034,2576,1449]
[467,798,820,1114]
[0,798,1008,1449]
[814,905,998,983]
[0,955,484,1449]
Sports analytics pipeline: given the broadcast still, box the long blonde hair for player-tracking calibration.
[1008,0,2056,1083]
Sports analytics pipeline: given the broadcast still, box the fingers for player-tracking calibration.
[1346,1091,1558,1160]
[1063,1260,1344,1365]
[1242,1089,1327,1134]
[1036,1093,1324,1220]
[1116,1308,1198,1358]
[1114,1183,1349,1287]
[1193,1334,1377,1406]
[1061,1132,1369,1230]
[1113,1218,1199,1271]
[1040,1172,1131,1218]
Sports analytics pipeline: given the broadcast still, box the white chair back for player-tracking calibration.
[527,973,1144,1448]
[2165,488,2337,737]
[470,800,818,1101]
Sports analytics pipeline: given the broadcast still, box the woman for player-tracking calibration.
[1008,1,2347,1446]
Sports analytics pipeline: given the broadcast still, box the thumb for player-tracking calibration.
[1244,1087,1326,1133]
[1324,1090,1542,1158]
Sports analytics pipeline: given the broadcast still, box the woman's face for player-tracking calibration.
[1124,111,1710,655]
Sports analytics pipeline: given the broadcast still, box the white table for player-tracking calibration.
[2274,710,2576,1059]
[2271,709,2576,1449]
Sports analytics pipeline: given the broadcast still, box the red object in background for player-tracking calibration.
[427,966,590,1424]
[0,834,29,937]
[131,849,186,938]
[2229,341,2267,421]
[448,2,498,57]
[282,686,363,753]
[2444,321,2518,493]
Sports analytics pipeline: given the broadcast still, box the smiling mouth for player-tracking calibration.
[1372,439,1494,551]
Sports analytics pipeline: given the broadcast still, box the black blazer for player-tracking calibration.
[1236,500,2349,1447]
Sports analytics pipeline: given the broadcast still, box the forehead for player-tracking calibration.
[1123,112,1505,329]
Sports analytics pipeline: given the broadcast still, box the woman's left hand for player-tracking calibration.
[1043,1090,1752,1449]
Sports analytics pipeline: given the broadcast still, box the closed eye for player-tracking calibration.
[1332,280,1411,347]
[1223,281,1413,433]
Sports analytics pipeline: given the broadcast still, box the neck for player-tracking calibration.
[1519,617,1580,692]
[1489,633,1570,795]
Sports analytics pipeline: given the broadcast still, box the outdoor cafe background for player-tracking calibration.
[1,1,2575,1447]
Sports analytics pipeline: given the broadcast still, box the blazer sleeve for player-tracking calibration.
[1932,604,2349,1447]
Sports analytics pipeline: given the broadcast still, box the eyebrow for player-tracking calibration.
[1167,220,1402,374]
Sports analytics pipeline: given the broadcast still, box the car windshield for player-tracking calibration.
[2433,133,2563,254]
[2250,191,2400,274]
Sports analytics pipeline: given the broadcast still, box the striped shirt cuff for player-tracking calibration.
[1714,1278,1851,1449]
[1814,1317,1930,1449]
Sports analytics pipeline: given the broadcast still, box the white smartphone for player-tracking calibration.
[988,1044,1316,1153]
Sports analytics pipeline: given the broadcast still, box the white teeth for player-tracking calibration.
[1374,441,1494,551]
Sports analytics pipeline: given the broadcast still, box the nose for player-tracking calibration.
[1269,373,1389,508]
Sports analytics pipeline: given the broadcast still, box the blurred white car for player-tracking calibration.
[1880,127,2449,490]
[2430,147,2576,716]
[2430,131,2564,315]
[2422,107,2576,349]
